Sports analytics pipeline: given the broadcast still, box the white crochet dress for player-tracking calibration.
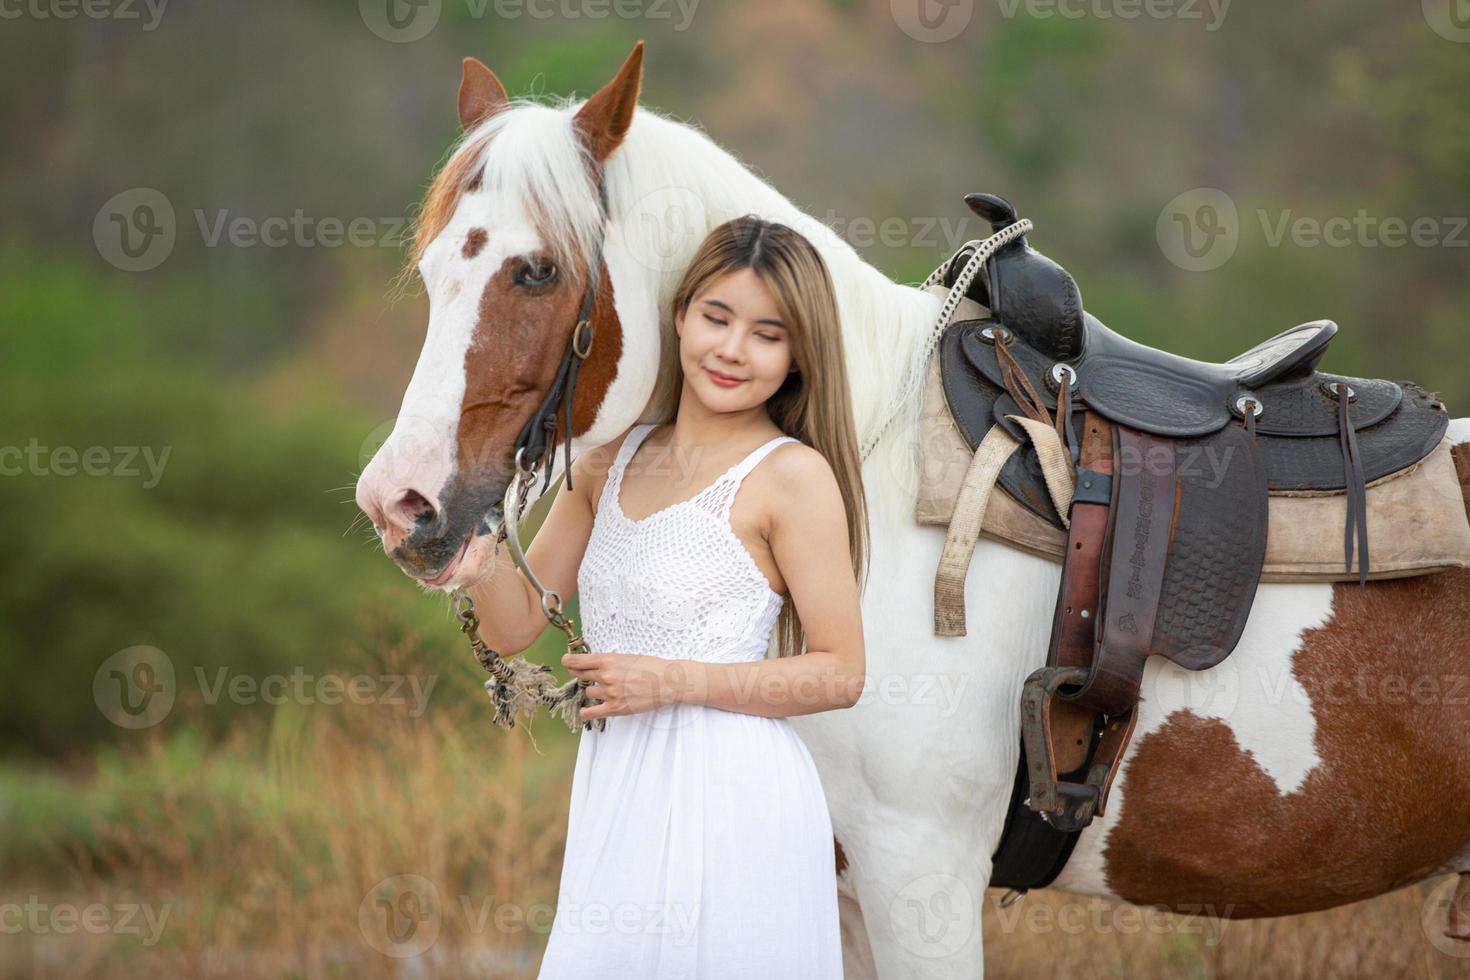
[537,423,844,980]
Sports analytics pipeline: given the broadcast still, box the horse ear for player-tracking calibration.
[459,57,509,133]
[572,40,644,163]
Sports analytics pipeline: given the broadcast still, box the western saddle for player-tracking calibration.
[937,194,1450,858]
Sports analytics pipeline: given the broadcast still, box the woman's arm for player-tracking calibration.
[462,436,622,654]
[570,445,866,719]
[686,445,865,716]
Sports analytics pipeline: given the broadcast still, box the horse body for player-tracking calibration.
[355,47,1470,977]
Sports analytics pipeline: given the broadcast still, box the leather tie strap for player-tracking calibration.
[1055,373,1078,467]
[1336,384,1370,586]
[995,333,1054,428]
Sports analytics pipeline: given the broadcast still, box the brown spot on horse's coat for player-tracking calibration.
[451,257,623,485]
[463,228,487,259]
[1102,569,1470,917]
[834,836,848,878]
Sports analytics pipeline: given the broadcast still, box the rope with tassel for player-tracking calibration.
[453,446,606,732]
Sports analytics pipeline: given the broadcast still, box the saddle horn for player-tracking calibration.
[950,193,1087,363]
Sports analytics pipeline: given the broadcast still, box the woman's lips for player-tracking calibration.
[705,367,745,387]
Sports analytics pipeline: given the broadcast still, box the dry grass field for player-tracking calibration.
[5,638,1467,979]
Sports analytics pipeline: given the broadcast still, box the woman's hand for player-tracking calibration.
[560,652,696,720]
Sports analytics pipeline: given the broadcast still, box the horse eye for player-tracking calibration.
[516,258,558,287]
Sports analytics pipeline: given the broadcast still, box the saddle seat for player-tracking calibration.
[1073,315,1340,437]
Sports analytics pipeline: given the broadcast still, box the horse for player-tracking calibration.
[354,42,1470,977]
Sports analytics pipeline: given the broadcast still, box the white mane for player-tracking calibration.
[455,97,945,529]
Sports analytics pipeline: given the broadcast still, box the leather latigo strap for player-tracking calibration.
[1038,414,1112,776]
[1064,426,1175,717]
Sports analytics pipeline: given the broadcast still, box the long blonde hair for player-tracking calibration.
[646,216,870,659]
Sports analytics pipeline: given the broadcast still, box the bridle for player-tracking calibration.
[511,177,610,498]
[456,175,613,733]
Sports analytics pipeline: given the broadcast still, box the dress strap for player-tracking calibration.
[709,434,800,520]
[727,435,800,485]
[613,424,656,474]
[603,423,656,506]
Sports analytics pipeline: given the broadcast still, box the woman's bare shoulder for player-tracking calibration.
[569,425,644,507]
[767,439,836,484]
[750,440,841,529]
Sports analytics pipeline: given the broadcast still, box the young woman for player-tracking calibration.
[465,215,869,979]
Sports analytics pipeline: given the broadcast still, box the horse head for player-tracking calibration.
[356,43,662,588]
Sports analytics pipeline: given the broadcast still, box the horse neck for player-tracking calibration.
[607,115,945,522]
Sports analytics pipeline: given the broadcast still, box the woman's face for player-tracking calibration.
[674,267,796,415]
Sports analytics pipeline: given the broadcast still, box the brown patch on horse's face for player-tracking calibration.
[439,255,623,517]
[1103,570,1470,916]
[462,228,487,259]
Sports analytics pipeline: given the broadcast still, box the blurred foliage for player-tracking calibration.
[0,242,530,759]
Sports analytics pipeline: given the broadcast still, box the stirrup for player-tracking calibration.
[1019,666,1136,833]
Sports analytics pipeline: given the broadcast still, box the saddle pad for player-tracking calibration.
[914,341,1470,582]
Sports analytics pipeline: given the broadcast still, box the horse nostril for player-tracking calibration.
[393,489,438,528]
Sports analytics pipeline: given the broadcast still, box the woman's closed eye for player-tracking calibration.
[704,313,780,342]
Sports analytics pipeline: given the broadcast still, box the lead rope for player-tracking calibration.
[451,452,607,733]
